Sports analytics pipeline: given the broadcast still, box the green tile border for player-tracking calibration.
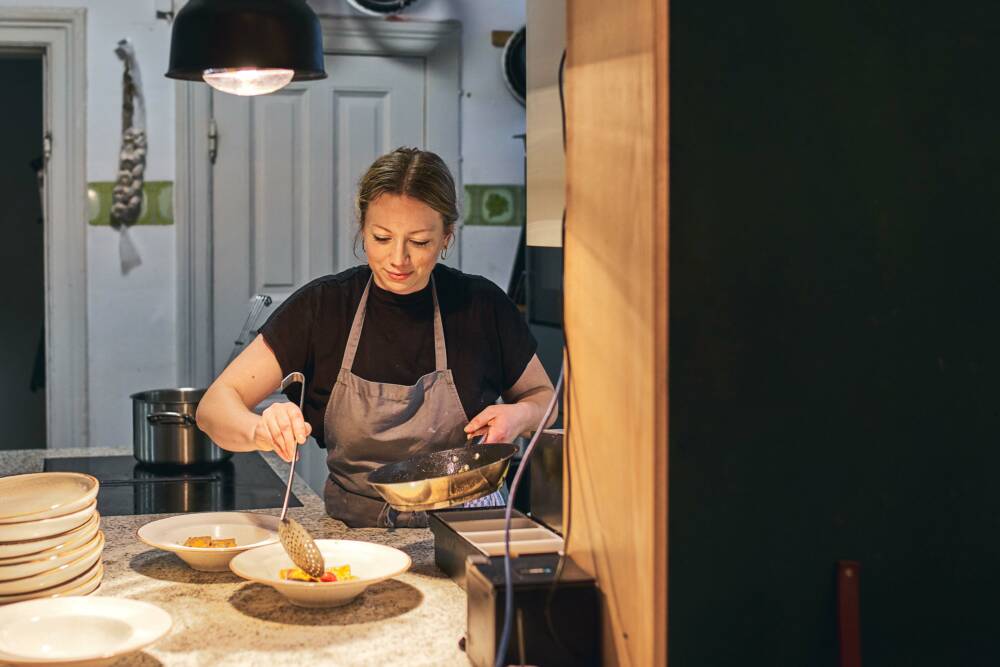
[463,184,525,227]
[87,180,173,226]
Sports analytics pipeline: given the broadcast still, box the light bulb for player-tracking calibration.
[203,68,295,96]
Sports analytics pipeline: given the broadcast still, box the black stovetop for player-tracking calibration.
[43,453,303,517]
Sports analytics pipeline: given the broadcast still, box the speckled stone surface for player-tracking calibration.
[0,448,471,666]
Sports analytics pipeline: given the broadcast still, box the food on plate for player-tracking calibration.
[279,565,357,583]
[183,536,211,548]
[183,536,237,548]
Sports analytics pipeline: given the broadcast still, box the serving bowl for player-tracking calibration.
[0,561,103,606]
[0,473,99,525]
[0,596,171,667]
[0,503,96,543]
[0,513,100,561]
[136,512,280,572]
[229,539,411,608]
[0,532,103,596]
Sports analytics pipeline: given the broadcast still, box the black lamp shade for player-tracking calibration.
[166,0,326,82]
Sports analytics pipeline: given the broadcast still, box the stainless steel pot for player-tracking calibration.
[130,388,232,466]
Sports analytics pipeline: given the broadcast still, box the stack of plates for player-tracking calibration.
[0,473,104,605]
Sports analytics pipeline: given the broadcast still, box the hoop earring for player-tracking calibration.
[440,245,451,260]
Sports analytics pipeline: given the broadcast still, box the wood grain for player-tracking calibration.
[564,0,668,665]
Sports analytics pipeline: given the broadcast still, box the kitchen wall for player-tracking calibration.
[0,0,525,448]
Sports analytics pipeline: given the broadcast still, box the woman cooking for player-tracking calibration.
[196,147,556,528]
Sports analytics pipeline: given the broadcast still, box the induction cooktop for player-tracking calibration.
[42,453,303,517]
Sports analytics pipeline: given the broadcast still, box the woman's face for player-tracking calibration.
[364,194,451,295]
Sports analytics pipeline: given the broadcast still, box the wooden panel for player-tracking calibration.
[564,0,668,665]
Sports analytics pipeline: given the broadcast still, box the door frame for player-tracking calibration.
[176,16,462,387]
[0,8,88,449]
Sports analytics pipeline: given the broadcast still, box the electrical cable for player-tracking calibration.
[494,366,564,667]
[541,47,577,658]
[494,47,573,667]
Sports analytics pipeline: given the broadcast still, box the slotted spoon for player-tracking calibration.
[276,371,325,578]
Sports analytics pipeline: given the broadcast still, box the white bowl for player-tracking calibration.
[0,532,103,596]
[0,596,171,667]
[0,531,103,582]
[0,562,103,606]
[136,512,280,572]
[229,539,412,608]
[0,513,101,561]
[0,503,96,543]
[0,474,99,524]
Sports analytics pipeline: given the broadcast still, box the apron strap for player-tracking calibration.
[340,278,371,371]
[430,276,447,371]
[341,274,448,372]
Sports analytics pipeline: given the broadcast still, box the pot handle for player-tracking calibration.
[147,411,197,427]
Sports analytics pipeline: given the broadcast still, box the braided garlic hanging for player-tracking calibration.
[111,39,146,227]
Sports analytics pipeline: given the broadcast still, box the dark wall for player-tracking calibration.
[669,2,1000,665]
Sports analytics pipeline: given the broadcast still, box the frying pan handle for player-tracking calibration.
[147,411,197,426]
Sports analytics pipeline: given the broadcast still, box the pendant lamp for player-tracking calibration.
[165,0,326,96]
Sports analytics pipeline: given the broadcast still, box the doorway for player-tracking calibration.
[0,54,45,449]
[0,8,88,450]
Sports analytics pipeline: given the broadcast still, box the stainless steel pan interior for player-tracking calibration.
[367,443,517,512]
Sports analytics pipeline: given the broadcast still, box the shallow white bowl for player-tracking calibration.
[136,512,280,572]
[0,562,103,606]
[0,474,99,525]
[0,503,96,543]
[0,531,103,582]
[229,539,412,608]
[0,513,101,562]
[0,532,103,596]
[0,596,171,667]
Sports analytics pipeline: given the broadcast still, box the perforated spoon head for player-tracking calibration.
[278,516,325,579]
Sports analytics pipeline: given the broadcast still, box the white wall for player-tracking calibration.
[0,0,525,448]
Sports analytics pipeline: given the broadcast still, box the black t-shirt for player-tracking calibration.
[260,264,538,447]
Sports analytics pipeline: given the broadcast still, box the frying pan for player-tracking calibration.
[367,442,517,512]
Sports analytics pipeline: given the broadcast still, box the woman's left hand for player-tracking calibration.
[464,403,534,444]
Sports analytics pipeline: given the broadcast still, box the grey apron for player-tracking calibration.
[322,276,500,528]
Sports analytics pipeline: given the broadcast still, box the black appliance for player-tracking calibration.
[429,508,564,590]
[43,453,301,517]
[465,553,600,667]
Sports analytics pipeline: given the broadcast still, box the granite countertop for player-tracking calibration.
[1,448,469,667]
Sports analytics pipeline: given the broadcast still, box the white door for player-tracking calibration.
[211,53,450,374]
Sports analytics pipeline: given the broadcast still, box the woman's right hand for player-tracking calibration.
[253,402,312,462]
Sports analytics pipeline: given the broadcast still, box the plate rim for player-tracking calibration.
[0,512,101,561]
[0,596,172,664]
[0,473,99,523]
[228,538,412,588]
[136,511,281,554]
